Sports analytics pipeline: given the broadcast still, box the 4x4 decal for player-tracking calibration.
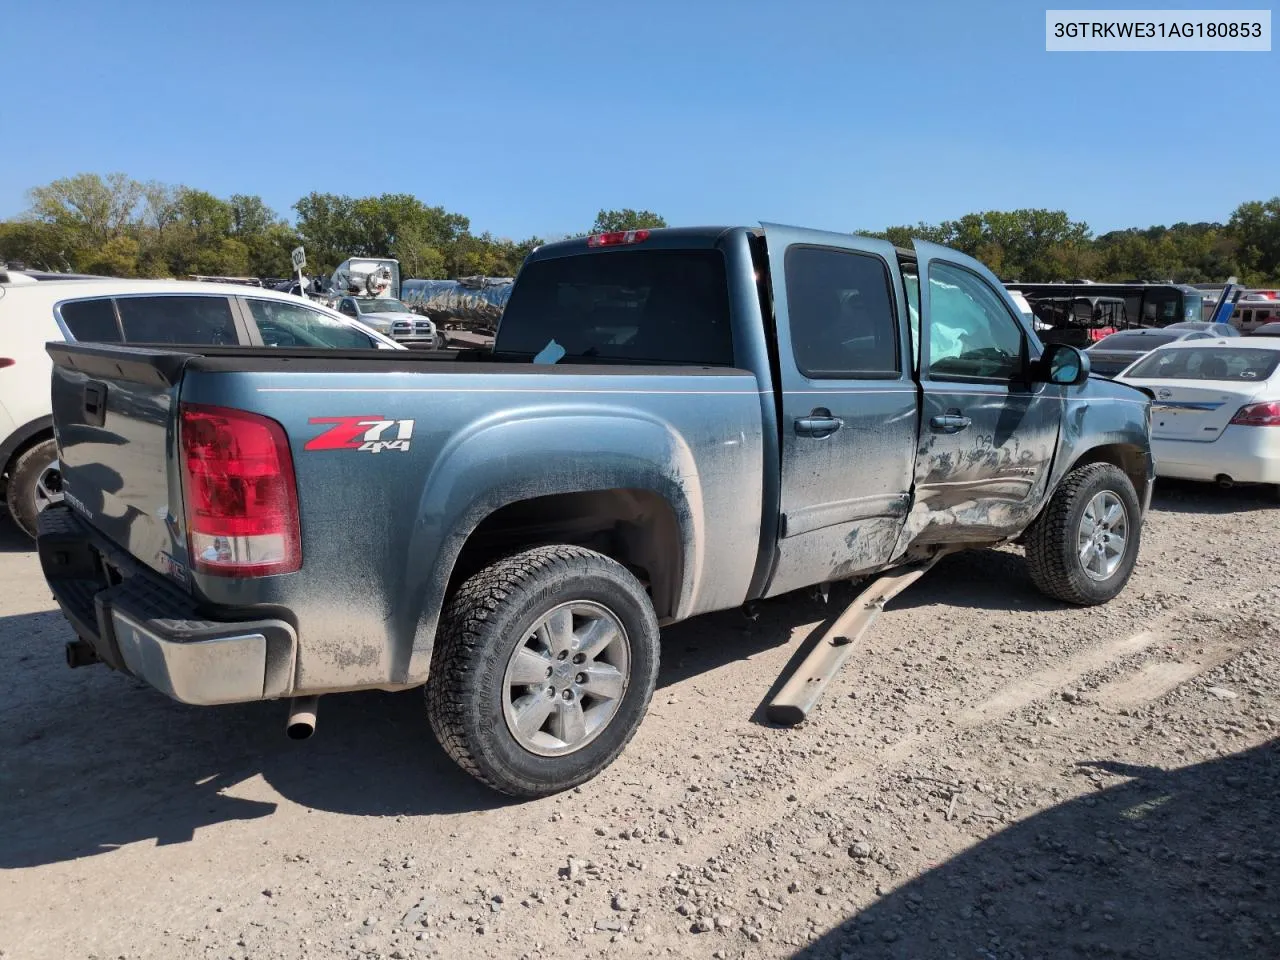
[304,415,415,453]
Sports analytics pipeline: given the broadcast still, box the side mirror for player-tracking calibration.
[1038,342,1090,386]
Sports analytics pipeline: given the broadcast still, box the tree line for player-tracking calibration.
[1,172,1276,286]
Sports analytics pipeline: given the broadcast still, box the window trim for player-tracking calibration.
[782,243,903,381]
[923,259,1030,385]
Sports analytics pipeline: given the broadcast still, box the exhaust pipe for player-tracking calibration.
[285,696,319,740]
[65,640,100,668]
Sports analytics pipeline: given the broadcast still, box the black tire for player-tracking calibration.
[426,545,660,798]
[6,439,59,539]
[1025,463,1142,606]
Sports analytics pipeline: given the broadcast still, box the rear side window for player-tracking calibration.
[496,250,734,365]
[1125,346,1280,382]
[59,299,121,342]
[246,299,378,349]
[784,247,900,378]
[116,296,238,345]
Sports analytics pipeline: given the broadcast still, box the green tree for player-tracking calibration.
[1229,197,1280,283]
[591,209,667,233]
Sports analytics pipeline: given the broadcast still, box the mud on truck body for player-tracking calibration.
[39,224,1153,796]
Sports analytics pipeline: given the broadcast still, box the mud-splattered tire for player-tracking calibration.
[7,439,60,539]
[1025,463,1142,606]
[426,545,660,798]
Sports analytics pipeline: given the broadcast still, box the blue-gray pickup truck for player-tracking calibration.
[38,224,1154,796]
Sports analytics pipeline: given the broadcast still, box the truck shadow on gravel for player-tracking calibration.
[793,738,1279,960]
[0,513,33,552]
[0,592,831,870]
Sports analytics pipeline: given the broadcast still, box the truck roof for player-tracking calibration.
[527,226,923,265]
[526,226,745,262]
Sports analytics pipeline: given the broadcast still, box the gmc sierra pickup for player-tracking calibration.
[39,224,1154,796]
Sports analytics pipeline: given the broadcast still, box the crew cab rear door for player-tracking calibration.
[761,224,918,597]
[906,241,1062,541]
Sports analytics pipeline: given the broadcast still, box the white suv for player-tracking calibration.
[0,272,402,538]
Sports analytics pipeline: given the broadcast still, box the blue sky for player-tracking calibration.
[1,0,1274,240]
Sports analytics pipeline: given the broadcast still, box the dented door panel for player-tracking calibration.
[905,241,1063,545]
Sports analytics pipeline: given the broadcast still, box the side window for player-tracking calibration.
[927,262,1025,381]
[116,296,239,345]
[246,299,378,349]
[784,246,899,378]
[59,298,121,342]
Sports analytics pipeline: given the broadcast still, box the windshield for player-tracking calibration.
[356,298,409,313]
[1094,332,1178,351]
[497,250,734,365]
[1125,346,1280,382]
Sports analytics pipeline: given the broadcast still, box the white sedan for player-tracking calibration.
[1115,338,1280,497]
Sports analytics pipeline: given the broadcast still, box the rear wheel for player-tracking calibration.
[1025,463,1141,606]
[7,439,61,539]
[426,545,660,797]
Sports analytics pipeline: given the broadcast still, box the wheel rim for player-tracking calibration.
[1077,490,1129,582]
[501,600,631,758]
[34,459,63,514]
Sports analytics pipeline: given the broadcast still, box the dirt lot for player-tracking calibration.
[2,481,1277,960]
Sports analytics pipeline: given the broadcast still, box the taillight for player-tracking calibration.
[586,229,651,247]
[0,358,14,369]
[180,403,301,576]
[1229,401,1280,427]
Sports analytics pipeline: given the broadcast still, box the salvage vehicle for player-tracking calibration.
[37,225,1154,797]
[1,276,401,539]
[1116,338,1280,497]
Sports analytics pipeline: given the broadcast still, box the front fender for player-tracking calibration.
[1046,380,1154,511]
[393,405,704,682]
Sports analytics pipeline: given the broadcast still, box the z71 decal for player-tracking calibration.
[305,415,415,453]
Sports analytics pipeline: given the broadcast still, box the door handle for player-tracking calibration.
[794,414,844,438]
[929,412,972,434]
[83,381,108,427]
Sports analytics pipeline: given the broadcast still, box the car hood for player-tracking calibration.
[363,312,430,323]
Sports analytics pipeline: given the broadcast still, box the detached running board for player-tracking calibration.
[766,555,945,726]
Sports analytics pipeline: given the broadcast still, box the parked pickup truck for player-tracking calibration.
[39,224,1154,797]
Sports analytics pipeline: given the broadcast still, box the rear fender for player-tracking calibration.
[393,406,703,683]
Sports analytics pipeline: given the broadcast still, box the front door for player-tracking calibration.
[762,224,918,597]
[905,241,1062,544]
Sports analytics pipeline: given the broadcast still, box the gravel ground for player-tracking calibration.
[1,480,1277,960]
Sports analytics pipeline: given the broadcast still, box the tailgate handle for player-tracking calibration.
[83,381,108,427]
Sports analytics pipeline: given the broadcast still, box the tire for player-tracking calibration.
[1025,463,1142,606]
[426,545,660,798]
[6,439,60,539]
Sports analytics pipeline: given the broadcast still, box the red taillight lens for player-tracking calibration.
[180,403,301,576]
[1229,401,1280,427]
[0,358,14,369]
[586,229,651,247]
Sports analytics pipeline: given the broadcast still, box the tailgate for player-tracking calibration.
[48,343,192,590]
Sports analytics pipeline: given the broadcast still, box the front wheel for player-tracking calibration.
[426,545,660,797]
[1025,463,1142,606]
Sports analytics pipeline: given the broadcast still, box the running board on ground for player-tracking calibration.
[766,556,945,726]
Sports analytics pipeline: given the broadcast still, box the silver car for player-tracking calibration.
[1086,328,1215,378]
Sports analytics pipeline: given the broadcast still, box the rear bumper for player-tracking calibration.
[1153,426,1280,485]
[37,506,297,705]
